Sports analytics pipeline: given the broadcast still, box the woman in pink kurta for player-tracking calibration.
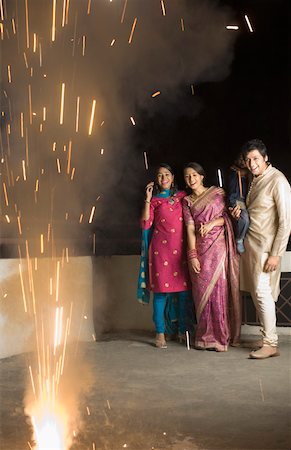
[139,164,192,348]
[183,162,241,352]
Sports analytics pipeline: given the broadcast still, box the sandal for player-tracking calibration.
[155,333,167,349]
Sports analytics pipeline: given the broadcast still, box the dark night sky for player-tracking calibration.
[133,0,290,183]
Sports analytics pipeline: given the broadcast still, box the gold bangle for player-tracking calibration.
[145,199,150,204]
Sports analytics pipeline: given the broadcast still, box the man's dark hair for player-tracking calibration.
[241,139,268,159]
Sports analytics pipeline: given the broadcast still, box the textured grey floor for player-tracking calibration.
[0,332,290,450]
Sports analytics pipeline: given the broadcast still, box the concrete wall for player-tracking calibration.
[92,255,154,334]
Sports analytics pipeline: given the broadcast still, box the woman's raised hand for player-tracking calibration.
[145,182,154,202]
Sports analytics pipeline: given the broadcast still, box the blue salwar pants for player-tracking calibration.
[153,291,194,334]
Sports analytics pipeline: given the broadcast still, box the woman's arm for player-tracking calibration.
[186,223,201,274]
[141,182,154,222]
[199,216,224,237]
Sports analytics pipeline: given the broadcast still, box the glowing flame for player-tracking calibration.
[31,404,70,450]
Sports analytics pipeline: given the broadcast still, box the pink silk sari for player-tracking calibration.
[183,186,241,351]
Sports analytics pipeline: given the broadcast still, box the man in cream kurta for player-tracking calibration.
[233,139,291,359]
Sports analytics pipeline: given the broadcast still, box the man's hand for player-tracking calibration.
[229,205,241,220]
[264,255,280,273]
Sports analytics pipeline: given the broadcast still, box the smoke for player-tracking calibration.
[0,0,237,253]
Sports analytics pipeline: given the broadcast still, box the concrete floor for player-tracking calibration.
[0,332,290,450]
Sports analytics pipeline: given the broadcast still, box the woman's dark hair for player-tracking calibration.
[241,139,268,160]
[154,163,177,196]
[183,162,206,178]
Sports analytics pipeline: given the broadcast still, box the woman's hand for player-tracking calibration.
[190,257,201,274]
[145,182,154,202]
[199,221,214,237]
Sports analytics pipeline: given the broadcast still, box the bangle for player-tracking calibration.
[187,249,198,260]
[145,199,150,204]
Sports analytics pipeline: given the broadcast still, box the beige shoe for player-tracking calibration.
[155,333,167,349]
[249,345,280,359]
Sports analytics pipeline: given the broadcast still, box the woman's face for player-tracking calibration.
[156,167,174,191]
[184,167,204,191]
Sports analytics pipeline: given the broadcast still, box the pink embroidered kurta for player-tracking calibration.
[142,191,190,293]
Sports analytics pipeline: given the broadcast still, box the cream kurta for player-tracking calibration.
[240,164,291,300]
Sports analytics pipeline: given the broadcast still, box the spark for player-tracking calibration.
[19,263,27,312]
[7,64,12,83]
[65,0,70,25]
[56,158,61,173]
[20,112,24,137]
[120,0,127,23]
[33,32,37,52]
[217,169,223,187]
[52,142,56,152]
[186,331,190,350]
[2,181,9,205]
[79,213,84,223]
[28,84,32,124]
[22,160,27,181]
[160,0,166,16]
[62,0,66,27]
[75,96,80,132]
[39,42,42,67]
[191,84,195,95]
[100,148,104,155]
[43,106,46,121]
[82,35,86,56]
[152,91,161,98]
[23,52,29,68]
[56,261,60,303]
[0,0,4,20]
[226,25,239,30]
[40,234,44,254]
[0,23,3,40]
[67,140,72,174]
[130,116,135,125]
[25,0,30,48]
[244,14,254,33]
[11,18,16,34]
[86,406,91,415]
[107,400,111,410]
[59,82,65,125]
[16,213,24,236]
[70,167,75,180]
[110,38,115,46]
[143,151,149,170]
[87,0,92,14]
[52,0,57,41]
[5,215,10,223]
[128,17,137,44]
[88,99,96,135]
[29,365,36,395]
[89,206,96,223]
[180,18,185,32]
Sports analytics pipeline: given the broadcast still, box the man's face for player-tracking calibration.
[245,149,268,176]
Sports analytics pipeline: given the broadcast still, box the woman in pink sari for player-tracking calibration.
[183,162,241,351]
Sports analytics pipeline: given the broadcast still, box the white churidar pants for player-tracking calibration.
[251,253,278,347]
